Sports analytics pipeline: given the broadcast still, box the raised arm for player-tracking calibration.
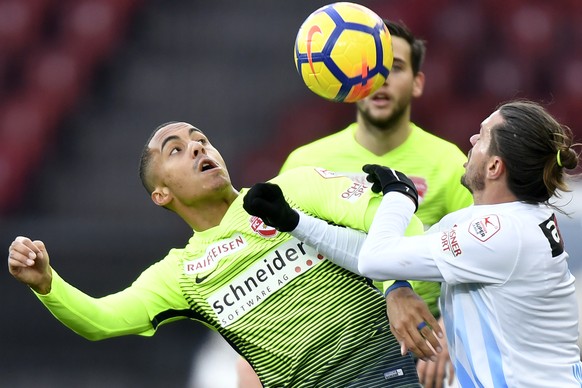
[8,236,171,340]
[357,165,443,282]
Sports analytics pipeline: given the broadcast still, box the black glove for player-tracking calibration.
[362,164,419,211]
[242,183,299,232]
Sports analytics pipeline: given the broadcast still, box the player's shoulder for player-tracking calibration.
[272,166,348,185]
[270,167,368,208]
[450,203,537,235]
[158,246,187,270]
[131,246,186,289]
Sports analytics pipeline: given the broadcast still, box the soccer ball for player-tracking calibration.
[294,2,393,103]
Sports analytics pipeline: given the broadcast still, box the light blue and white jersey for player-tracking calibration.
[428,201,582,387]
[293,195,582,387]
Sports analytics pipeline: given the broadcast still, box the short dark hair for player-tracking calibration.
[383,19,426,75]
[138,121,178,195]
[490,100,579,204]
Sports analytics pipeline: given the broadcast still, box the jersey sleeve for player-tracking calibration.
[291,210,366,274]
[289,193,441,314]
[359,193,445,282]
[430,214,519,285]
[35,254,189,341]
[360,193,519,285]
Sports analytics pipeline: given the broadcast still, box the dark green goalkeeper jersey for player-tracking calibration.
[36,167,423,387]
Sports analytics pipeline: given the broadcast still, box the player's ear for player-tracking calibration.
[488,156,505,180]
[412,71,425,98]
[151,186,172,207]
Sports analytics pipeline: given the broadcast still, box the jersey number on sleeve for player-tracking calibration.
[539,214,564,257]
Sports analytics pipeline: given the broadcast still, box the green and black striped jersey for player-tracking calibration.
[37,167,423,387]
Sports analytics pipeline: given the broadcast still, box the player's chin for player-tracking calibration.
[368,109,394,124]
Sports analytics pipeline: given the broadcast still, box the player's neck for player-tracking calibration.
[179,189,240,231]
[355,117,412,156]
[473,183,518,205]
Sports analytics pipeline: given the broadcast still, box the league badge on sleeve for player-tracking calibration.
[469,215,500,242]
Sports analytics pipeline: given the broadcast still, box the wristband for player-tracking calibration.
[384,280,412,297]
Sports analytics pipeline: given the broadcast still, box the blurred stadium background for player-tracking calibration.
[0,0,581,387]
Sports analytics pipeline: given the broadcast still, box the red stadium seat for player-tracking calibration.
[0,0,146,215]
[429,3,487,52]
[240,97,353,185]
[373,0,449,37]
[499,3,558,60]
[0,0,53,57]
[20,45,91,119]
[553,58,582,99]
[0,53,11,100]
[419,53,457,101]
[0,95,54,155]
[0,94,57,211]
[56,0,140,66]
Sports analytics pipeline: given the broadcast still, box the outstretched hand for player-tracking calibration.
[243,183,299,232]
[362,164,419,211]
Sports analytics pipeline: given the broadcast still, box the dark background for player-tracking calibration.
[1,0,581,387]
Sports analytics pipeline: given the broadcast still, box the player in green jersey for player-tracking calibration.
[281,20,471,228]
[275,20,472,388]
[8,122,441,387]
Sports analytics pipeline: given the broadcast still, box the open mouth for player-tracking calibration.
[372,92,389,101]
[199,159,218,172]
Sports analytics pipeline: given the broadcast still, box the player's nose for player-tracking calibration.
[188,140,206,158]
[469,134,479,146]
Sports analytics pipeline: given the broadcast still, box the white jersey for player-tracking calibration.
[292,194,582,387]
[364,195,582,387]
[427,201,582,387]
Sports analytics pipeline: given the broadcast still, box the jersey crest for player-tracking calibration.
[249,216,278,238]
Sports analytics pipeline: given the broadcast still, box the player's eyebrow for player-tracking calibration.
[161,126,202,153]
[161,135,178,153]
